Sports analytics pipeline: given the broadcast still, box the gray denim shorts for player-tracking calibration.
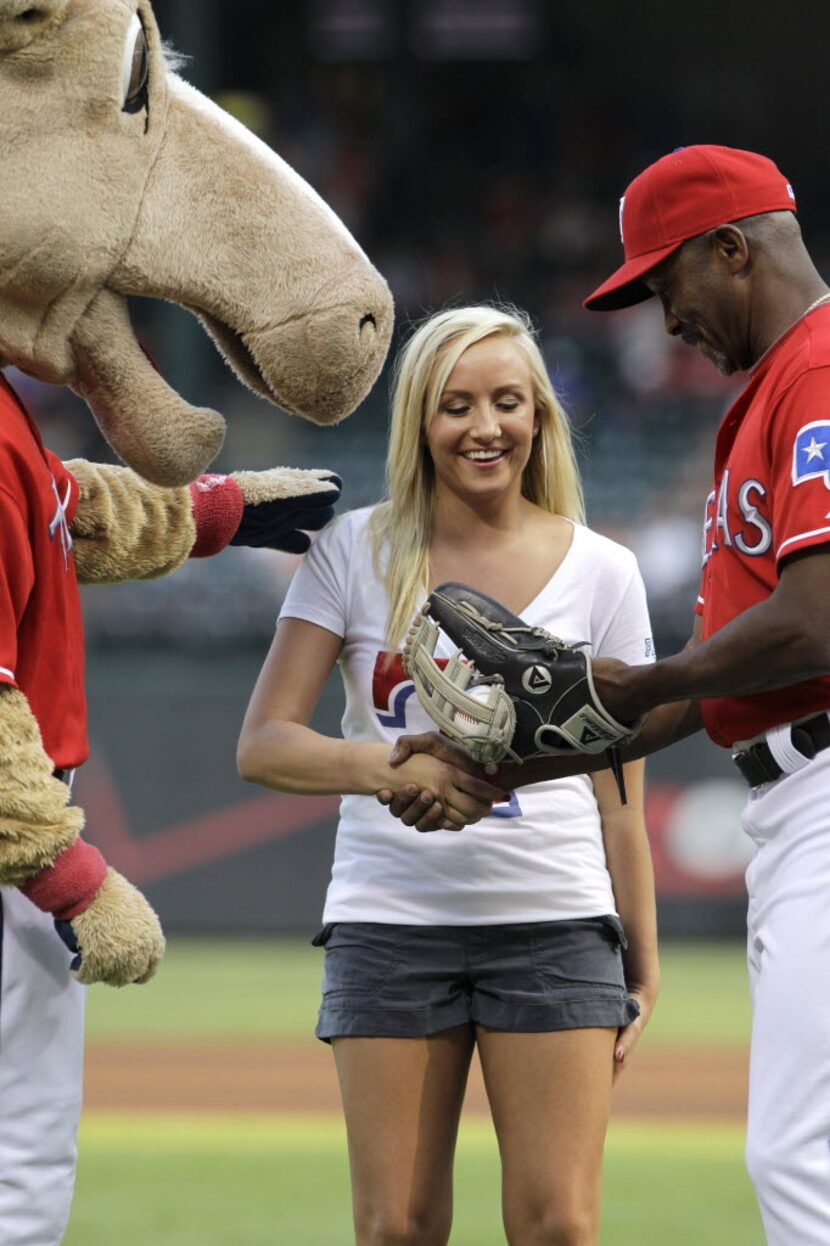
[312,916,639,1041]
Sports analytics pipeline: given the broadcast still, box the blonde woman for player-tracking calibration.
[238,306,659,1246]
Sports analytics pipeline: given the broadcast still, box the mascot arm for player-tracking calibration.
[0,685,164,986]
[66,459,196,584]
[0,685,84,885]
[67,461,342,585]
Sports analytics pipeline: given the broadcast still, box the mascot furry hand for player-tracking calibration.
[0,0,394,987]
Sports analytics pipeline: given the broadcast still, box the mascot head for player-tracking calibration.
[0,0,394,483]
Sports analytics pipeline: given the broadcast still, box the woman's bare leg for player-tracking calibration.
[332,1024,475,1246]
[476,1026,616,1246]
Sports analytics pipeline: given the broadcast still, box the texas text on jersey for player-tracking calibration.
[696,305,830,746]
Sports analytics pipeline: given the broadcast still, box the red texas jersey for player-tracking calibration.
[697,305,830,746]
[0,375,87,768]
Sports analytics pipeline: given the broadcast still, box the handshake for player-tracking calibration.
[377,582,640,831]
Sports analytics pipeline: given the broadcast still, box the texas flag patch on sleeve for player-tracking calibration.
[792,422,830,488]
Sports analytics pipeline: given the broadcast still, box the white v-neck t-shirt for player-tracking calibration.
[279,506,654,925]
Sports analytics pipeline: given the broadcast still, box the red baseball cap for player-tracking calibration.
[584,145,797,311]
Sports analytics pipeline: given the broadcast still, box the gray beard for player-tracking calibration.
[693,339,735,377]
[710,349,736,376]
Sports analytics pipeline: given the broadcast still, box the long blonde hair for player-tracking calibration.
[371,305,585,652]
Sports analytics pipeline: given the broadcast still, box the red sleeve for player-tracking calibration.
[44,452,80,524]
[0,487,35,686]
[769,369,830,565]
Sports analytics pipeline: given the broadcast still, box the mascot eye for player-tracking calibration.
[121,13,149,115]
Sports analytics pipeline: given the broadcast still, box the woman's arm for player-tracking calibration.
[238,617,504,823]
[592,760,659,1079]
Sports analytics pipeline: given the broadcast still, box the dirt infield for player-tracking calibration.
[84,1042,747,1119]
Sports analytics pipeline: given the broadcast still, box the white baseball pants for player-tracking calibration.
[0,889,85,1245]
[743,747,830,1244]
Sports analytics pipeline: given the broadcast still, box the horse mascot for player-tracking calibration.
[0,2,393,1240]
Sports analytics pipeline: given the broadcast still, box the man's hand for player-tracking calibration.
[377,732,505,832]
[389,731,492,773]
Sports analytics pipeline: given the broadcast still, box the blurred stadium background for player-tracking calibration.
[33,0,829,1239]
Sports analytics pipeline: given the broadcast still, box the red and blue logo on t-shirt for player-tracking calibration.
[372,651,440,728]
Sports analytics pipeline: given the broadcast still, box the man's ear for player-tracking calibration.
[710,224,751,276]
[0,0,69,51]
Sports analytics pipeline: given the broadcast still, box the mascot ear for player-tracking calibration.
[0,0,68,51]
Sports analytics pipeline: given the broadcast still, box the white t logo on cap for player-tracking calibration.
[786,183,795,200]
[619,195,626,244]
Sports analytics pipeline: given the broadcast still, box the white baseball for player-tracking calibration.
[454,684,494,735]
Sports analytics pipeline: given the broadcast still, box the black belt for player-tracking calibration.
[732,713,830,787]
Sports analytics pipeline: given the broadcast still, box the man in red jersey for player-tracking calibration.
[583,148,830,1245]
[383,146,830,1242]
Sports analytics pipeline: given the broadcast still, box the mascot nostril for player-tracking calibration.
[0,2,393,1242]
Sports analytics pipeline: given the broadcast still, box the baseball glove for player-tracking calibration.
[403,582,638,798]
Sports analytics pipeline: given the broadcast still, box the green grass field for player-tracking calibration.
[64,938,763,1246]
